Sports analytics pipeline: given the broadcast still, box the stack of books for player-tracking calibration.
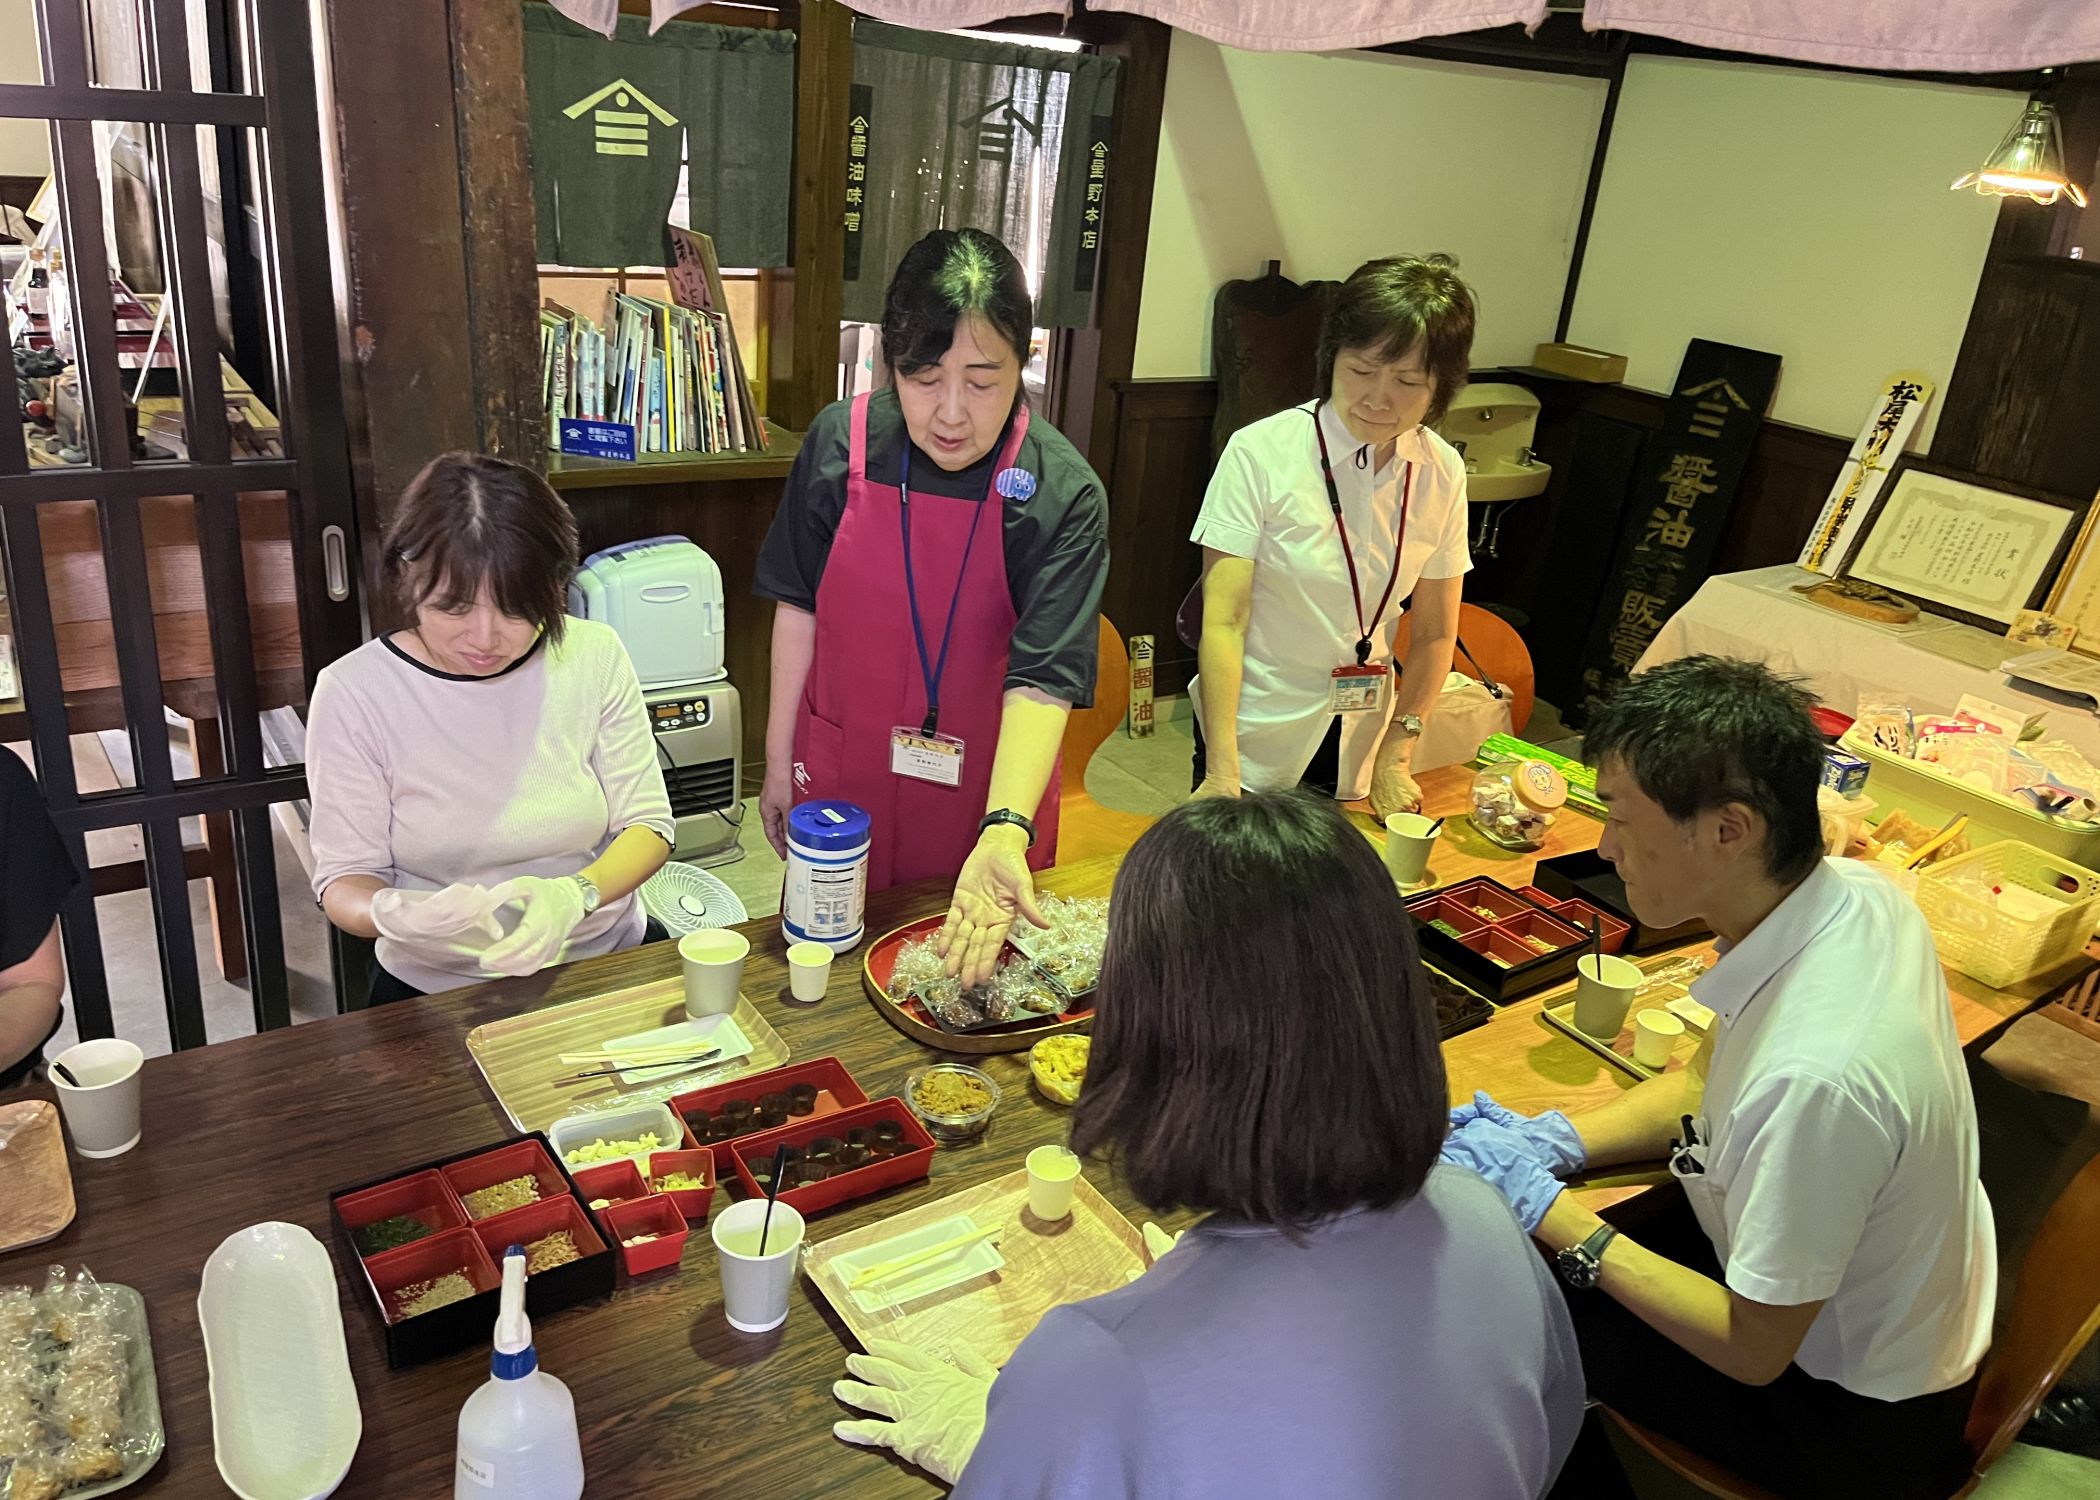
[540,228,768,458]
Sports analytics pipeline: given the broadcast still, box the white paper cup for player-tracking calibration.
[1382,813,1437,887]
[50,1039,145,1159]
[711,1197,805,1333]
[680,929,749,1019]
[1571,953,1643,1040]
[786,941,834,1003]
[1026,1145,1082,1221]
[1632,1008,1686,1070]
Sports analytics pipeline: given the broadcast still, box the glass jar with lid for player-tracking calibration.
[1468,758,1568,851]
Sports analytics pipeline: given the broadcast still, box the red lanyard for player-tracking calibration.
[1313,404,1413,665]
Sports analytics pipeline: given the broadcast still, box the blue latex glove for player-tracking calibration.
[1447,1090,1587,1177]
[1440,1119,1566,1233]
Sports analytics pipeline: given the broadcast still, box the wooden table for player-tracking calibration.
[0,767,2068,1496]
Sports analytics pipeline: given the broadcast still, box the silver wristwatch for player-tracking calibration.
[1393,712,1425,738]
[1555,1224,1618,1290]
[570,873,601,915]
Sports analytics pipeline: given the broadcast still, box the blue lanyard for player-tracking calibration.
[898,442,996,736]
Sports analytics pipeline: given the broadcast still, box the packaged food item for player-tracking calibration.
[1818,749,1870,799]
[1854,699,1916,757]
[1468,760,1566,851]
[0,1267,151,1498]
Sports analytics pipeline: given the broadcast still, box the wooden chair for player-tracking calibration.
[1393,601,1537,736]
[1056,616,1157,864]
[1603,1149,2100,1499]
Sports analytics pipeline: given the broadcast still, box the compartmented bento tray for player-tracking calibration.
[1408,877,1593,1002]
[863,916,1094,1055]
[1527,851,1709,953]
[329,1134,616,1368]
[722,1099,938,1219]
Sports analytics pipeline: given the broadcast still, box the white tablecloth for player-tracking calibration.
[1638,565,2100,762]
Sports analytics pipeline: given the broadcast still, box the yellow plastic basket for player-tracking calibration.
[1914,841,2100,989]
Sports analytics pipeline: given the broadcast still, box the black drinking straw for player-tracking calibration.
[757,1141,791,1255]
[1425,816,1446,838]
[1587,916,1603,971]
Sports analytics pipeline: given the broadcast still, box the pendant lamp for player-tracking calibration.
[1951,98,2088,209]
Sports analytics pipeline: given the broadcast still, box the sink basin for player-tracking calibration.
[1465,459,1552,503]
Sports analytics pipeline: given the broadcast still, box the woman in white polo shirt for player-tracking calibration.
[1189,255,1476,816]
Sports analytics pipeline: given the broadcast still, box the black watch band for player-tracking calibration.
[978,809,1038,848]
[1555,1224,1618,1291]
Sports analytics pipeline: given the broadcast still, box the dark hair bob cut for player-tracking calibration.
[881,227,1034,378]
[1316,254,1479,428]
[1070,792,1448,1229]
[382,451,579,644]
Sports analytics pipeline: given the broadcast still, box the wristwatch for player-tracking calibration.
[569,872,602,915]
[978,809,1038,848]
[1555,1224,1619,1290]
[1393,712,1425,738]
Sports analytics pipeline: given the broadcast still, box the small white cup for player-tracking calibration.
[786,941,834,1003]
[1571,952,1643,1040]
[712,1197,806,1333]
[1632,1008,1686,1070]
[1381,813,1438,887]
[50,1039,145,1159]
[1026,1144,1082,1222]
[680,928,749,1019]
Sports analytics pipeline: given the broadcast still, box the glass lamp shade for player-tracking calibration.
[1952,99,2089,208]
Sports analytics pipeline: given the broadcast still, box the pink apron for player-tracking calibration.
[792,393,1062,893]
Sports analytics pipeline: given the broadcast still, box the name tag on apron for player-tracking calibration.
[891,727,965,786]
[1328,663,1390,714]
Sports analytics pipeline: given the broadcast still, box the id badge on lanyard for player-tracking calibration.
[1315,406,1412,710]
[891,727,965,786]
[1329,663,1391,714]
[893,442,994,788]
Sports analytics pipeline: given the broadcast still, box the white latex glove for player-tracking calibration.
[1126,1222,1184,1282]
[482,875,589,977]
[832,1338,996,1484]
[369,884,506,946]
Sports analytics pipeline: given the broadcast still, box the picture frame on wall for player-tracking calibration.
[1838,458,2090,633]
[2043,497,2100,659]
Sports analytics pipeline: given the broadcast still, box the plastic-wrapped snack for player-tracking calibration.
[887,937,950,1007]
[996,964,1065,1015]
[51,1358,123,1445]
[39,1266,117,1351]
[6,1456,66,1500]
[0,1289,32,1347]
[923,977,985,1029]
[1855,698,1916,757]
[0,1348,49,1462]
[54,1443,123,1486]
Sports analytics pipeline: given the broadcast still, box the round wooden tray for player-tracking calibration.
[861,914,1094,1055]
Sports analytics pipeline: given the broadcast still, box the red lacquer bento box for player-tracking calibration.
[670,1056,870,1150]
[722,1098,937,1218]
[330,1134,614,1368]
[1407,877,1596,1002]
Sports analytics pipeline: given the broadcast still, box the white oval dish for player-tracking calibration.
[197,1221,363,1500]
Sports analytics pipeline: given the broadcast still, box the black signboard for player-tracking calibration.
[1576,338,1783,720]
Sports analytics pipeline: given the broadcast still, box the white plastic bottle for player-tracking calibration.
[454,1246,585,1500]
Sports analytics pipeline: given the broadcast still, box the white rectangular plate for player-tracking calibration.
[830,1214,1006,1315]
[604,1012,754,1085]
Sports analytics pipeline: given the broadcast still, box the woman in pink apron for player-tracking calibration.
[754,229,1110,985]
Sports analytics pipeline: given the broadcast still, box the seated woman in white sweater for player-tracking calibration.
[306,452,674,1004]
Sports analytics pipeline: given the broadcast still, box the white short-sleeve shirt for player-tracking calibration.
[1683,858,1996,1401]
[1189,402,1471,799]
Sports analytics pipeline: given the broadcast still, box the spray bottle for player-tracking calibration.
[454,1246,585,1499]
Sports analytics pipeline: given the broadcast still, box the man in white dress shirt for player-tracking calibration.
[1444,656,1995,1499]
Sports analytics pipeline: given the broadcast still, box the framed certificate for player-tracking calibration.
[1839,458,2089,632]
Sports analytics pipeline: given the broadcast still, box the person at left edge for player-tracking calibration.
[754,228,1110,986]
[0,748,80,1090]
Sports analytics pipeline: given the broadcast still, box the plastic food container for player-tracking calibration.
[1029,1035,1090,1107]
[1914,840,2100,988]
[904,1063,1001,1143]
[1469,759,1567,851]
[1840,725,2100,869]
[605,1195,690,1276]
[549,1102,686,1172]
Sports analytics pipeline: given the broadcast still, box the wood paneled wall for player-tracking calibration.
[1096,372,1851,708]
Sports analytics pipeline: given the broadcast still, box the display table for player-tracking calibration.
[0,765,2070,1496]
[1639,564,2100,761]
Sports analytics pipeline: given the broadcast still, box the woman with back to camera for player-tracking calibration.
[754,227,1109,986]
[306,453,674,1004]
[1191,255,1477,817]
[831,792,1583,1496]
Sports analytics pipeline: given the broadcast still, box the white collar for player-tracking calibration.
[1689,859,1847,1027]
[1313,403,1427,480]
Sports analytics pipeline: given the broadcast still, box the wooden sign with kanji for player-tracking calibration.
[1575,339,1783,722]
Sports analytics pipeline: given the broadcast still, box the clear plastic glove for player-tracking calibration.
[833,1339,996,1484]
[1440,1119,1566,1234]
[937,830,1048,988]
[1370,759,1424,819]
[369,884,506,946]
[1448,1090,1587,1177]
[482,875,589,977]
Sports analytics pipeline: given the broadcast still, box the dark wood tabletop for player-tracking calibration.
[0,766,2065,1496]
